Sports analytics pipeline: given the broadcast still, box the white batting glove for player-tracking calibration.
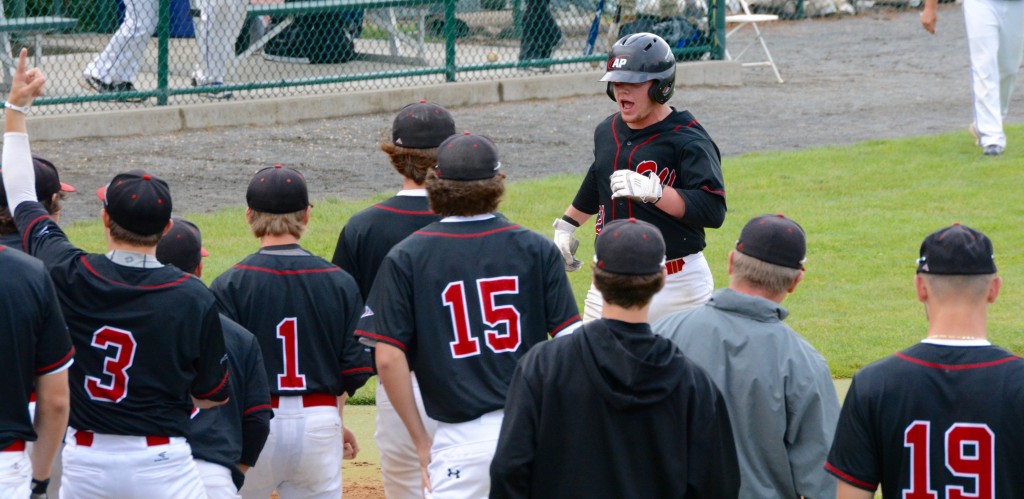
[610,170,663,203]
[552,218,583,272]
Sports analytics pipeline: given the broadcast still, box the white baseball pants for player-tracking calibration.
[0,449,30,498]
[965,0,1024,149]
[196,459,241,499]
[582,251,714,324]
[190,0,246,84]
[376,373,440,499]
[60,428,206,499]
[84,0,159,85]
[425,410,503,499]
[239,399,342,499]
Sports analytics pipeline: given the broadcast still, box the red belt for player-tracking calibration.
[270,393,337,409]
[1,440,25,452]
[666,257,686,275]
[73,431,170,447]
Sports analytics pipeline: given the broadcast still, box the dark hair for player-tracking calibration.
[0,192,66,235]
[426,171,505,217]
[380,141,439,185]
[109,218,163,247]
[592,266,665,309]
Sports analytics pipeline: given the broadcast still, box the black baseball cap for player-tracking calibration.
[246,164,310,214]
[735,214,807,270]
[156,217,209,273]
[916,223,996,275]
[434,132,501,181]
[96,170,172,236]
[392,100,456,149]
[595,218,666,275]
[0,156,76,208]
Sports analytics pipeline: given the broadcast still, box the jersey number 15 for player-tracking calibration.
[443,277,522,359]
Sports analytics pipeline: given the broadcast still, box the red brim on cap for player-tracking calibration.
[201,247,210,257]
[95,185,106,202]
[61,182,76,193]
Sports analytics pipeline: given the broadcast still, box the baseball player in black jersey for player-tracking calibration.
[331,100,454,499]
[0,243,73,499]
[2,51,231,499]
[359,132,582,497]
[157,218,274,499]
[491,219,740,498]
[554,32,726,324]
[211,165,371,499]
[0,155,75,249]
[827,224,1024,499]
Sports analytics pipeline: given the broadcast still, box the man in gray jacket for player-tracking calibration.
[654,213,839,499]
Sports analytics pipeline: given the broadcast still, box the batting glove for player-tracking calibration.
[552,218,583,272]
[610,170,663,203]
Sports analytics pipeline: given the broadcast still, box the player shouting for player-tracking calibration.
[554,32,726,323]
[358,132,581,497]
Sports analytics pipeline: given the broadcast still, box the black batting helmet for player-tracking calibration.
[601,33,676,104]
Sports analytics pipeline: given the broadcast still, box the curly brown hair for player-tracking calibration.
[0,192,66,236]
[425,171,505,217]
[380,142,439,185]
[592,266,665,309]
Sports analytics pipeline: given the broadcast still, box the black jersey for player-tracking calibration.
[356,216,581,424]
[571,109,726,259]
[15,202,230,437]
[0,232,21,250]
[826,342,1024,498]
[331,194,440,298]
[0,245,74,449]
[211,244,371,397]
[190,315,272,490]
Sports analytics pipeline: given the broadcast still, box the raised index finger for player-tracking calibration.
[15,48,27,76]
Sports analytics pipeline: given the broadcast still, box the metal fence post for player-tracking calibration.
[712,0,725,60]
[157,0,170,105]
[444,0,457,81]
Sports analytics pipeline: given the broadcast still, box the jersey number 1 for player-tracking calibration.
[84,326,137,403]
[277,317,307,390]
[443,277,522,359]
[903,420,995,499]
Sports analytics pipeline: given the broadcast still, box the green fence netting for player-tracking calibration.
[0,0,915,114]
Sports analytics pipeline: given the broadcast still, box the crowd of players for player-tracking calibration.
[2,30,1023,499]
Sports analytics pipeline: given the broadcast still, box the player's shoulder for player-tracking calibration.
[0,243,45,271]
[219,314,259,352]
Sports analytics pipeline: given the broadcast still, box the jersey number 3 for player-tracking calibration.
[84,326,137,403]
[903,420,995,499]
[443,277,522,359]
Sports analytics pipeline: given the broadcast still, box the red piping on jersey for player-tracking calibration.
[36,347,76,375]
[611,116,623,220]
[0,246,5,253]
[355,330,407,352]
[232,264,341,276]
[243,404,272,415]
[194,371,231,400]
[81,257,192,289]
[701,185,726,198]
[416,224,519,239]
[824,462,876,490]
[23,214,52,250]
[895,352,1020,370]
[373,204,434,216]
[551,316,581,337]
[685,119,698,128]
[342,367,374,376]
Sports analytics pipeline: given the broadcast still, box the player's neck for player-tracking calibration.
[601,303,650,324]
[106,239,157,256]
[402,178,424,191]
[925,302,989,340]
[259,233,301,247]
[728,281,787,304]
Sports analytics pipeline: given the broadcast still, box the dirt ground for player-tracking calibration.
[33,4,1018,226]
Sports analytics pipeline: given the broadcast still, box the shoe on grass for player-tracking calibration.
[983,144,1003,156]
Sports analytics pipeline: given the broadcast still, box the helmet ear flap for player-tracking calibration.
[606,82,616,102]
[649,76,675,104]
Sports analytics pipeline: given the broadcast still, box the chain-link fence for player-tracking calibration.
[3,0,917,114]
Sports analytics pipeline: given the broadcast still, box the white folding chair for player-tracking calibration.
[724,0,783,83]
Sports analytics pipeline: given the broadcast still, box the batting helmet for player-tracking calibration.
[601,32,676,104]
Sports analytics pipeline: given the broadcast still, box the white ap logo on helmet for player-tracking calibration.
[611,57,628,69]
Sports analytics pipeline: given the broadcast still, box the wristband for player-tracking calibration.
[4,101,30,114]
[31,477,50,494]
[560,214,580,228]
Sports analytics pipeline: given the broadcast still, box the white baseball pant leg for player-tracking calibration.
[425,410,503,499]
[582,251,714,323]
[84,0,160,84]
[60,429,206,499]
[195,459,241,499]
[239,400,342,499]
[0,449,30,498]
[376,373,440,499]
[191,0,247,84]
[965,0,1024,149]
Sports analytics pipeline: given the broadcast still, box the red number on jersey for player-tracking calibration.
[903,421,995,499]
[276,317,307,390]
[84,326,137,403]
[442,277,522,359]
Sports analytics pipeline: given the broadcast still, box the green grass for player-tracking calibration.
[62,125,1024,389]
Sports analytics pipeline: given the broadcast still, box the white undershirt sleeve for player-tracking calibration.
[2,132,36,216]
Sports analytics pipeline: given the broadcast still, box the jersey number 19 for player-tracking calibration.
[443,277,522,359]
[903,420,994,499]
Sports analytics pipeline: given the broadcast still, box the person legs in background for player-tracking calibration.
[82,0,158,100]
[962,0,1024,155]
[191,0,247,99]
[519,0,562,66]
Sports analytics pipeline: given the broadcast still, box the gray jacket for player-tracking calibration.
[654,288,840,499]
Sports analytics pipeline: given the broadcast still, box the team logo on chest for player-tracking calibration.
[634,160,676,186]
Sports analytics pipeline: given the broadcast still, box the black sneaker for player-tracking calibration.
[114,82,146,103]
[80,75,117,93]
